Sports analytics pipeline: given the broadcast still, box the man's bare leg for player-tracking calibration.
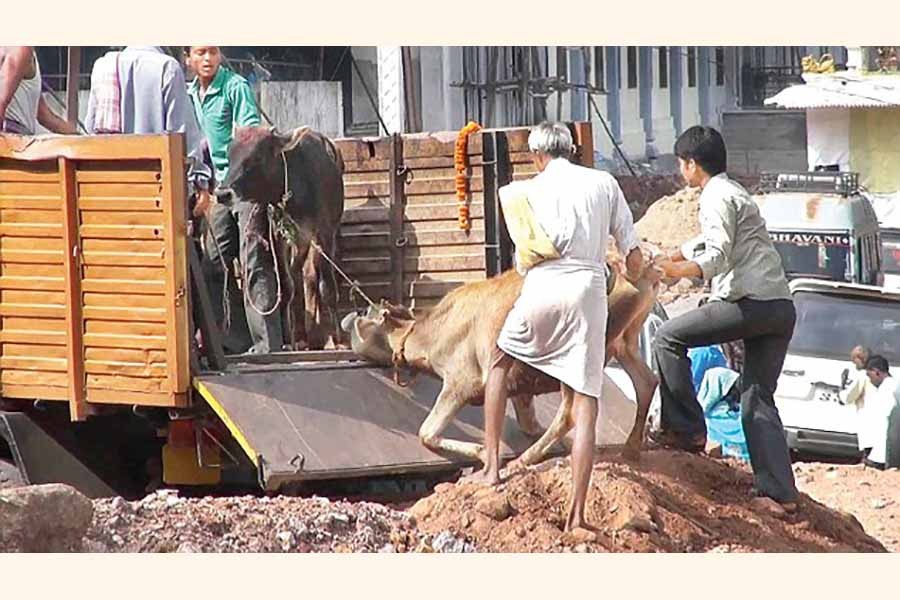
[565,387,599,533]
[477,347,514,485]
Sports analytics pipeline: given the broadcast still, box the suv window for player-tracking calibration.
[884,237,900,275]
[790,291,900,363]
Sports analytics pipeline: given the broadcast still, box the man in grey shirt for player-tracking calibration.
[85,46,213,214]
[652,126,798,511]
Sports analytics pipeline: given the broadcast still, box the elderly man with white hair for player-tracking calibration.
[475,121,644,534]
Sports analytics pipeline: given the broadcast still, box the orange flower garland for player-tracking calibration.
[454,121,481,231]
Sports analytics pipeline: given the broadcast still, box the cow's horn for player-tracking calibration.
[340,312,359,333]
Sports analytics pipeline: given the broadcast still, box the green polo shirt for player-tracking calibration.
[189,66,261,183]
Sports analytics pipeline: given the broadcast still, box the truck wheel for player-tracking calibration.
[0,458,25,490]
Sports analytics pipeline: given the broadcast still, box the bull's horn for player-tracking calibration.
[340,312,359,333]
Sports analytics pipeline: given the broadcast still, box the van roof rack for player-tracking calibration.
[758,172,859,197]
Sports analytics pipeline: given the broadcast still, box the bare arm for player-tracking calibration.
[608,177,643,281]
[37,96,76,134]
[0,47,33,120]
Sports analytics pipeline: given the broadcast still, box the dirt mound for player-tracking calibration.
[408,450,886,553]
[635,186,702,255]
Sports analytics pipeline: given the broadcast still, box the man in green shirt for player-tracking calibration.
[187,46,283,354]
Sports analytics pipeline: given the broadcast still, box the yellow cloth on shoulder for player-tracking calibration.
[499,181,560,272]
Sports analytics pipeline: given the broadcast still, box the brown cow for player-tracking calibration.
[218,126,345,350]
[345,253,662,470]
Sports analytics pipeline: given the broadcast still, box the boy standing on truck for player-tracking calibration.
[187,46,283,355]
[652,126,799,514]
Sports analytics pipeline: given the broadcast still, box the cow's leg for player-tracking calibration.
[418,384,483,460]
[511,394,543,437]
[302,244,325,350]
[508,385,575,470]
[618,328,659,461]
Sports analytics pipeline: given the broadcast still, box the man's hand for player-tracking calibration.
[193,189,213,218]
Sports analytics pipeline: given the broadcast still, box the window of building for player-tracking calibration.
[715,47,725,86]
[594,46,605,89]
[627,46,638,89]
[687,46,697,87]
[658,47,668,88]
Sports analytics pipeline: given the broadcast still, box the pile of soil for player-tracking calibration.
[635,186,702,255]
[408,450,886,553]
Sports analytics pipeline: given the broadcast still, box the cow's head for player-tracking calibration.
[342,300,416,365]
[216,126,302,206]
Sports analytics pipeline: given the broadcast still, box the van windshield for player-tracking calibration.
[772,238,850,281]
[790,291,900,364]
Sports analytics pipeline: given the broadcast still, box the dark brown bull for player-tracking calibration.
[219,126,345,349]
[345,253,662,469]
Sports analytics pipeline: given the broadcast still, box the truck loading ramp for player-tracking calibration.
[195,360,638,491]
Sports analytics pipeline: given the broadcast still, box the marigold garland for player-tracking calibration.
[454,121,482,231]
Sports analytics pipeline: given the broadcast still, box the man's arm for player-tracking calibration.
[658,194,735,281]
[161,62,212,199]
[37,96,76,134]
[608,178,643,282]
[0,47,33,121]
[228,77,261,128]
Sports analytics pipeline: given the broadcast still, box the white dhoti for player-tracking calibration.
[497,259,607,398]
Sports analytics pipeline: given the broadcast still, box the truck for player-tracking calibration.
[0,122,664,498]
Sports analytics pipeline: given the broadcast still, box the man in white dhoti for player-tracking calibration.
[477,122,644,533]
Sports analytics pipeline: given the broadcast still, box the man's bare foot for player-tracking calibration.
[561,525,600,544]
[621,444,642,462]
[460,466,502,486]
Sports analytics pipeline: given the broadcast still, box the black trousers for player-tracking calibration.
[652,298,798,503]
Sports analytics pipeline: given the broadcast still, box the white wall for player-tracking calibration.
[618,47,645,158]
[259,82,343,138]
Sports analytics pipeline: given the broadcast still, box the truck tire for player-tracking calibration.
[0,457,25,490]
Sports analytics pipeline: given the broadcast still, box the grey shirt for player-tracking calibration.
[681,173,791,303]
[85,46,212,192]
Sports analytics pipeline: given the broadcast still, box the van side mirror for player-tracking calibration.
[841,368,850,390]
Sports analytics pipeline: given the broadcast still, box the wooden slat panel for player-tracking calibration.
[0,198,60,210]
[0,276,65,291]
[81,279,165,294]
[3,343,67,358]
[82,306,167,322]
[1,262,64,277]
[0,356,67,372]
[83,292,166,309]
[86,388,186,407]
[1,369,68,386]
[1,289,67,305]
[77,182,163,199]
[0,223,62,238]
[79,226,165,240]
[0,181,61,196]
[78,198,162,212]
[0,330,66,345]
[84,346,167,363]
[84,361,168,378]
[80,211,164,226]
[0,304,66,318]
[86,373,168,393]
[83,318,167,336]
[0,384,68,401]
[83,333,167,351]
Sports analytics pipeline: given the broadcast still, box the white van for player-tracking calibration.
[775,278,900,457]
